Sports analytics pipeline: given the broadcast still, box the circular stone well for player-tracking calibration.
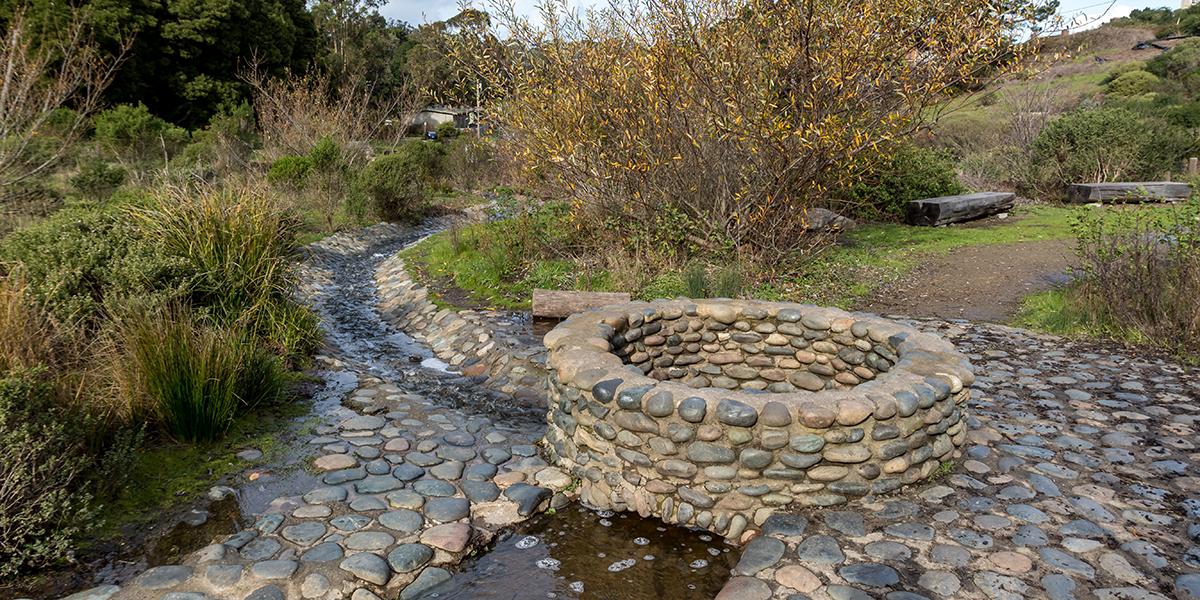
[542,299,975,539]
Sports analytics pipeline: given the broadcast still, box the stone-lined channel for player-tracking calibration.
[56,221,735,600]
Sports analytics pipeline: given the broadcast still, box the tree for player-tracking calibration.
[310,0,413,98]
[0,0,321,128]
[458,0,1047,258]
[0,7,125,190]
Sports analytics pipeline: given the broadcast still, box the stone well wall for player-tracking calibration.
[543,299,975,540]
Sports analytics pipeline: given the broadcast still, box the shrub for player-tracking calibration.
[114,308,284,442]
[841,146,965,220]
[1105,70,1160,97]
[0,198,192,327]
[267,155,313,188]
[1071,201,1200,353]
[0,368,97,577]
[455,0,1039,259]
[358,142,442,222]
[1030,108,1152,195]
[93,103,189,166]
[1146,39,1200,94]
[179,102,260,174]
[70,156,127,200]
[441,135,496,191]
[436,121,460,139]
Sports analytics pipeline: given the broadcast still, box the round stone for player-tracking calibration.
[387,543,434,573]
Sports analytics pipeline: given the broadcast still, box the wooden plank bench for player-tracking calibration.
[1067,182,1192,204]
[532,289,632,319]
[905,192,1016,227]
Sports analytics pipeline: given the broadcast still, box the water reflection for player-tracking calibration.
[422,505,737,600]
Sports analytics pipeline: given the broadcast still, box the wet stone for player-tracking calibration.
[282,522,327,545]
[763,513,808,537]
[241,538,282,561]
[839,563,900,587]
[505,483,552,516]
[425,497,471,523]
[735,536,786,575]
[387,543,434,573]
[824,511,866,537]
[300,542,343,563]
[135,566,194,590]
[340,552,391,585]
[796,535,845,564]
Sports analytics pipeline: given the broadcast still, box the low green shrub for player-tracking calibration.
[1105,70,1159,97]
[0,368,97,577]
[93,103,189,166]
[842,146,965,220]
[115,309,284,442]
[179,103,260,173]
[357,141,443,222]
[436,121,460,139]
[0,197,191,327]
[267,155,313,188]
[70,157,127,200]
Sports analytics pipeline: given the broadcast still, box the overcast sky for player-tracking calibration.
[380,0,1175,29]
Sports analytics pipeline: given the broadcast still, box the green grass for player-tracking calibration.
[403,205,1085,310]
[790,205,1081,308]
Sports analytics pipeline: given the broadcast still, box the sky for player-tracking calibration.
[380,0,1176,29]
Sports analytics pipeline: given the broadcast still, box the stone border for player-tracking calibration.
[375,252,548,406]
[543,299,975,540]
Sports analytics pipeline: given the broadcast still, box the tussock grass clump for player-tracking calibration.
[133,183,321,363]
[115,307,283,442]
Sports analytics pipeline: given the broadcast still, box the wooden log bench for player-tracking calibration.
[1067,182,1193,204]
[532,289,632,319]
[905,192,1016,227]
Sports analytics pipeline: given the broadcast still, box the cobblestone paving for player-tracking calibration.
[717,318,1200,600]
[59,222,1200,600]
[59,225,573,600]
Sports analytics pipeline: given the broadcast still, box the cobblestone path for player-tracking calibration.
[59,224,1200,600]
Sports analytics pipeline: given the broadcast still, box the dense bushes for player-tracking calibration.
[358,141,442,222]
[1026,107,1194,197]
[1147,40,1200,95]
[0,369,97,577]
[841,146,965,220]
[1068,201,1200,353]
[93,104,189,167]
[0,199,191,327]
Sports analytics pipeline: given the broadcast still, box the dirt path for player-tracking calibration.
[859,238,1074,323]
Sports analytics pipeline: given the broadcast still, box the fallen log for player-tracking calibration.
[905,192,1016,227]
[1067,182,1192,204]
[532,289,631,319]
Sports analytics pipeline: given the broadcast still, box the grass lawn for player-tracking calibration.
[401,204,1088,312]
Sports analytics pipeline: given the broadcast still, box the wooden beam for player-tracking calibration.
[1067,182,1193,204]
[532,289,631,319]
[906,192,1016,227]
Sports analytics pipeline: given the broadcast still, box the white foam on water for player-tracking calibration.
[633,537,649,546]
[536,557,561,570]
[689,559,709,569]
[515,535,540,549]
[607,558,636,572]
